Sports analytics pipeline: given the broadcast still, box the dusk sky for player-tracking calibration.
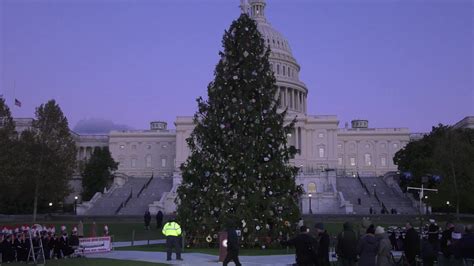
[1,0,472,133]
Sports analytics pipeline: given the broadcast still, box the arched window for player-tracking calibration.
[308,183,317,193]
[283,66,286,76]
[277,64,280,74]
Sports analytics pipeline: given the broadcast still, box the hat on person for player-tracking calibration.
[375,226,385,235]
[429,219,435,224]
[367,224,376,234]
[315,223,324,230]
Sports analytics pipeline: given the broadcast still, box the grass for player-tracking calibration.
[0,221,164,242]
[7,258,168,266]
[116,243,295,256]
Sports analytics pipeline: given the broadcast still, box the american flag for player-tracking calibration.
[15,98,21,107]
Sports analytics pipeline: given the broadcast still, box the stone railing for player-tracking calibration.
[76,192,102,215]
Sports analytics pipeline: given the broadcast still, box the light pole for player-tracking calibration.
[308,193,312,214]
[48,202,53,217]
[446,201,450,216]
[74,196,78,215]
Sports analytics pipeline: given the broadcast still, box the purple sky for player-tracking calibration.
[1,0,472,133]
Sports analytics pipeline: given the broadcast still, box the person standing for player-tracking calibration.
[162,218,183,261]
[281,226,317,266]
[403,222,419,266]
[375,226,392,266]
[439,222,455,265]
[358,198,361,205]
[336,222,358,266]
[357,225,378,266]
[144,211,152,230]
[459,224,474,260]
[223,225,241,266]
[315,223,330,266]
[156,210,163,229]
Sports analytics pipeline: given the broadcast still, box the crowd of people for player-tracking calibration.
[0,223,83,263]
[282,218,474,266]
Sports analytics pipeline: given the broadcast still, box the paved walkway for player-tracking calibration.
[88,250,296,265]
[91,240,403,265]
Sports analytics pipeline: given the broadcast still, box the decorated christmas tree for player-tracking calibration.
[177,13,302,246]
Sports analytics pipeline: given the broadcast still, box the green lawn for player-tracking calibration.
[7,258,168,266]
[116,243,295,256]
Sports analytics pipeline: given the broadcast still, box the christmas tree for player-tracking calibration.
[177,13,302,247]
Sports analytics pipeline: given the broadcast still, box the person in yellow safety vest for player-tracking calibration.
[162,218,183,261]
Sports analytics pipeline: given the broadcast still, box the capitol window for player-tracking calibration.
[319,147,325,158]
[338,157,343,165]
[364,153,372,166]
[146,155,152,168]
[147,145,152,150]
[161,158,167,168]
[318,133,324,138]
[381,143,386,149]
[283,66,286,76]
[393,143,399,149]
[337,144,343,149]
[120,145,125,150]
[131,158,137,168]
[381,157,387,167]
[277,64,280,74]
[350,157,356,166]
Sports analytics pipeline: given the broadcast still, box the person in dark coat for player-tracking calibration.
[282,225,318,266]
[421,235,437,266]
[459,224,474,260]
[447,224,465,266]
[315,223,330,266]
[2,234,15,263]
[59,232,74,257]
[439,222,455,265]
[15,233,29,261]
[336,222,358,266]
[1,234,15,263]
[144,211,152,230]
[42,233,52,260]
[357,224,378,266]
[422,220,440,266]
[403,222,419,266]
[223,226,241,266]
[156,210,163,229]
[389,231,397,250]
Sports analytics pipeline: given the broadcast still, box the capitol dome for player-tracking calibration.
[243,0,308,115]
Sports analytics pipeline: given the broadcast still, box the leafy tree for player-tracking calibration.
[0,99,19,213]
[395,125,474,216]
[176,14,301,246]
[82,147,118,200]
[31,100,77,221]
[0,100,76,216]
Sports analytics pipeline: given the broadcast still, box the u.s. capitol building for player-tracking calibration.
[11,0,473,215]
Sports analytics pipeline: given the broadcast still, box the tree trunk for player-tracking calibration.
[32,181,39,222]
[33,145,44,223]
[448,131,460,221]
